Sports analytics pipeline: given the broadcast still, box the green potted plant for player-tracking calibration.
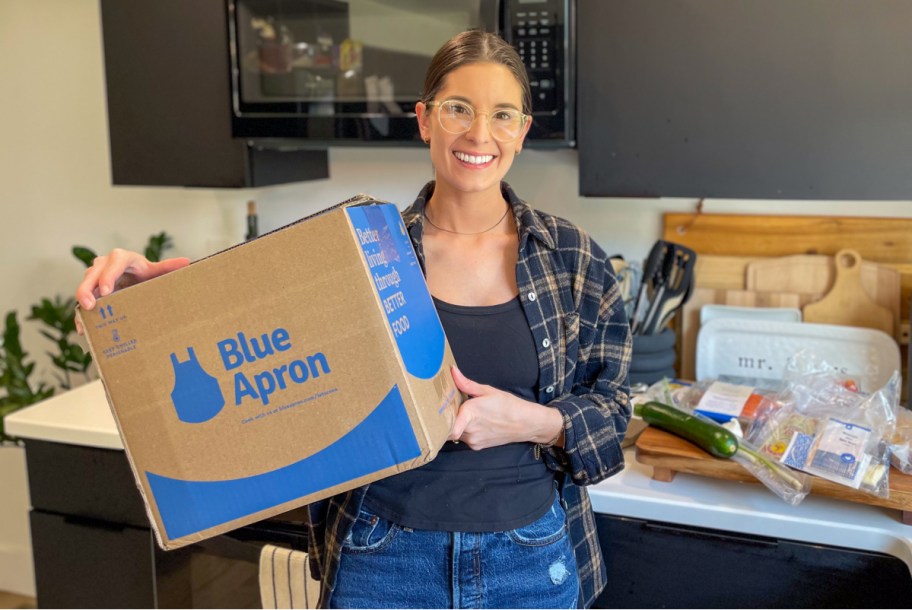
[0,312,55,443]
[0,231,176,602]
[1,231,174,441]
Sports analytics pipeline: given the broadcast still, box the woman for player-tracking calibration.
[76,30,631,609]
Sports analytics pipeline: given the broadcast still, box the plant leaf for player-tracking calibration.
[72,246,97,268]
[144,231,174,263]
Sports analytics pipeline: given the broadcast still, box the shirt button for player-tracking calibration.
[542,338,551,348]
[527,292,537,302]
[546,385,554,393]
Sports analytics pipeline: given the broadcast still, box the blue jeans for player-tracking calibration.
[330,494,579,609]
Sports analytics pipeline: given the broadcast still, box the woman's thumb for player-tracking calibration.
[451,365,483,398]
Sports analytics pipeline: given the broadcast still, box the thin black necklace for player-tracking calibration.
[423,203,511,235]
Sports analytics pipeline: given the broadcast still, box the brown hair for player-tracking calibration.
[421,30,532,115]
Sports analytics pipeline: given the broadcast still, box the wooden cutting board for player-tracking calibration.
[745,252,901,337]
[662,213,910,399]
[801,250,895,336]
[679,287,802,381]
[635,425,912,520]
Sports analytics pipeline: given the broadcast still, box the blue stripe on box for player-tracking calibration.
[146,385,420,540]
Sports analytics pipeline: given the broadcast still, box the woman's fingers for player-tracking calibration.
[149,257,191,277]
[75,250,191,311]
[96,250,137,297]
[76,258,108,309]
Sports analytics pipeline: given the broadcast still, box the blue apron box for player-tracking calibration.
[78,195,461,550]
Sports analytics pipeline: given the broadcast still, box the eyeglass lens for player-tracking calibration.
[436,100,524,142]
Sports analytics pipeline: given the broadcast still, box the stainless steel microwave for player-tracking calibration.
[227,0,575,147]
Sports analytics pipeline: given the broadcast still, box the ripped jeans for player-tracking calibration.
[330,494,579,609]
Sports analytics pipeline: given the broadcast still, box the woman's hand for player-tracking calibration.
[449,366,564,450]
[75,249,190,334]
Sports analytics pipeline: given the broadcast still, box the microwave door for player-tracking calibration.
[228,0,572,147]
[231,0,497,113]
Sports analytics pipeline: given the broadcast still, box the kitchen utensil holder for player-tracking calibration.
[630,328,677,386]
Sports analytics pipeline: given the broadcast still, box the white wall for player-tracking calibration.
[1,0,911,597]
[4,0,912,385]
[0,446,30,596]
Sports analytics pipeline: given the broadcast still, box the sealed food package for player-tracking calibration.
[730,435,811,506]
[748,351,900,499]
[636,378,693,409]
[675,379,781,429]
[780,350,868,413]
[781,350,899,438]
[779,414,889,494]
[753,407,816,460]
[889,407,912,474]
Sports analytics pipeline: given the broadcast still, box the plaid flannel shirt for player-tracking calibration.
[306,181,632,608]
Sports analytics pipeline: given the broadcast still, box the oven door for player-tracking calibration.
[228,0,500,144]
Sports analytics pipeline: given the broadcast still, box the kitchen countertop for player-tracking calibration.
[6,380,123,450]
[6,380,912,574]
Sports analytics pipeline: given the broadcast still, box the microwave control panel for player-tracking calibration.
[505,0,570,116]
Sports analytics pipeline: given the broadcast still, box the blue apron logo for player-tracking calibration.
[169,348,225,423]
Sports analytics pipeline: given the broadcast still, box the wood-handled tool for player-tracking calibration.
[802,249,894,336]
[745,253,901,340]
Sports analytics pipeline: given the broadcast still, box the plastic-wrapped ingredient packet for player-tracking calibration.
[754,408,817,460]
[782,350,865,398]
[889,407,912,474]
[731,435,811,506]
[750,365,900,499]
[635,378,693,410]
[676,379,780,428]
[780,417,888,492]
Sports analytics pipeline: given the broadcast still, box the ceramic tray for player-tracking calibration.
[700,304,802,325]
[696,318,901,392]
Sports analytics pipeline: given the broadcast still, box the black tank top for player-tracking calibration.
[363,296,556,531]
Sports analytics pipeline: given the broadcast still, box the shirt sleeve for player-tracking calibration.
[542,251,632,485]
[304,500,327,581]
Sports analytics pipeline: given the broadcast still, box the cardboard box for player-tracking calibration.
[78,196,460,550]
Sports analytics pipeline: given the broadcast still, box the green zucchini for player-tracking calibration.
[634,401,739,459]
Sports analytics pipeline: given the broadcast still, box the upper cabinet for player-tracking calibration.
[577,0,912,200]
[100,0,328,188]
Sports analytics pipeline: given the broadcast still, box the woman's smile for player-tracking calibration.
[453,150,496,168]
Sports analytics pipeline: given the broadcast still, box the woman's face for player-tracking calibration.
[416,62,531,198]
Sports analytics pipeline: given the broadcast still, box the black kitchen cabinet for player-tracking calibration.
[100,0,328,188]
[576,0,912,199]
[24,440,268,609]
[593,513,912,608]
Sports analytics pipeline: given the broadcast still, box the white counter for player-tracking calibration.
[5,380,123,450]
[591,452,912,574]
[7,380,912,574]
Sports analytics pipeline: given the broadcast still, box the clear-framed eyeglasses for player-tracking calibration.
[426,99,529,143]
